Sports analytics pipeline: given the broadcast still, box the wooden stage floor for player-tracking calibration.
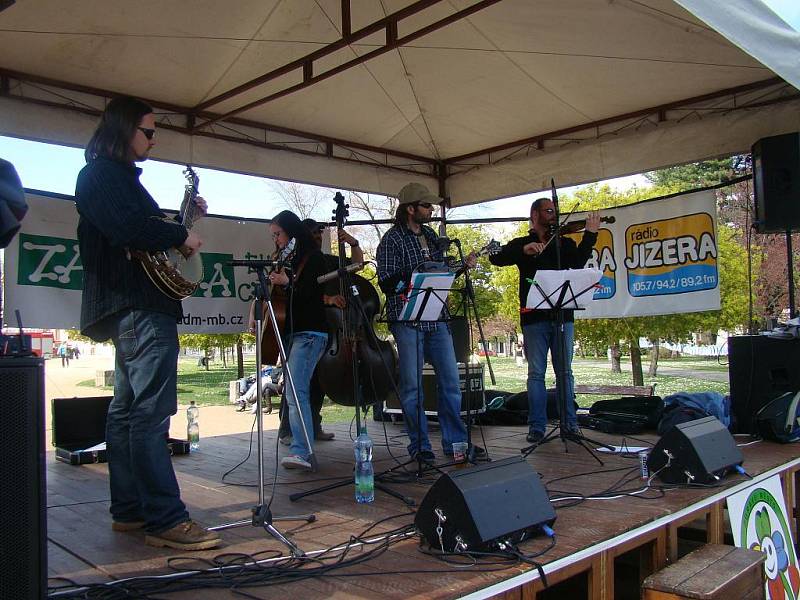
[46,420,800,599]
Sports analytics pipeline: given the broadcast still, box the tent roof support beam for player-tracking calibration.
[0,68,440,176]
[192,0,505,130]
[443,77,789,166]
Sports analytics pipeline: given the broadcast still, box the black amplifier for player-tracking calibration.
[52,395,190,465]
[385,362,485,416]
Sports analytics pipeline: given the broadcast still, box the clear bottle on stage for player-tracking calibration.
[187,400,200,451]
[353,427,374,503]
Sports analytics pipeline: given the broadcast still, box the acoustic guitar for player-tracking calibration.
[259,239,299,365]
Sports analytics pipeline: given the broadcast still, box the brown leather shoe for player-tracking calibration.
[112,520,145,532]
[144,520,222,551]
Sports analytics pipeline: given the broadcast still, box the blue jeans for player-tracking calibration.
[106,309,188,534]
[523,320,577,434]
[286,332,329,459]
[390,323,467,456]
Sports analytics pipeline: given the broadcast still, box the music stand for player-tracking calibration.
[520,268,614,463]
[382,270,477,477]
[212,260,315,557]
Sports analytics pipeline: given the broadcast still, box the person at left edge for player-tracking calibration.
[74,96,221,551]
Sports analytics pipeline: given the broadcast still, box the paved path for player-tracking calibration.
[43,355,278,449]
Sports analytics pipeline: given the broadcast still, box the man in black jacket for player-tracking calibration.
[489,198,598,444]
[75,96,220,550]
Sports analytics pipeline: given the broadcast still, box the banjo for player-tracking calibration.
[131,166,204,300]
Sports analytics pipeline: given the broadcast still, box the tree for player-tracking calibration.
[644,157,745,192]
[272,181,326,219]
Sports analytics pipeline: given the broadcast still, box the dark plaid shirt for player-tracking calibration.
[75,157,188,341]
[376,223,447,332]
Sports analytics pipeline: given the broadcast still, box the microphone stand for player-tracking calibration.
[450,238,493,463]
[288,265,413,505]
[211,261,315,556]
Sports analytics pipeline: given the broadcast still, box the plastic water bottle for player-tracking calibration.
[187,401,200,451]
[353,427,374,503]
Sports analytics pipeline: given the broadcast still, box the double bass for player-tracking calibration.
[317,194,398,407]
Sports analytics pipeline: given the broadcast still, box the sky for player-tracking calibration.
[0,131,647,225]
[1,0,796,224]
[765,0,800,29]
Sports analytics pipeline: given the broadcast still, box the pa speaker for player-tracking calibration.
[0,356,47,599]
[728,335,800,434]
[752,132,800,233]
[415,456,555,552]
[647,416,742,485]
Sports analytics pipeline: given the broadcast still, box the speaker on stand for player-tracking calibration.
[0,356,47,599]
[752,131,800,318]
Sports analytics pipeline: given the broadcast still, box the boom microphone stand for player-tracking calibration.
[449,238,494,463]
[212,259,315,556]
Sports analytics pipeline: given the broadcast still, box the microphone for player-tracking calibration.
[227,259,278,268]
[437,236,460,250]
[317,262,364,284]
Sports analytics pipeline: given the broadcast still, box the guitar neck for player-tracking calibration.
[179,188,198,231]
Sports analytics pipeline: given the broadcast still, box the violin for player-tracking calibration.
[558,215,615,234]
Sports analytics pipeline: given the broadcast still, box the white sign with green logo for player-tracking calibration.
[727,474,800,600]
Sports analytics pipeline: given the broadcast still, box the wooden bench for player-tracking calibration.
[642,543,765,600]
[574,384,656,398]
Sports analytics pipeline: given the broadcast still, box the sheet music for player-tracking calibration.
[526,268,603,310]
[400,272,456,321]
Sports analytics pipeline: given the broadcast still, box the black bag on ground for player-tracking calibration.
[589,396,664,429]
[755,391,800,443]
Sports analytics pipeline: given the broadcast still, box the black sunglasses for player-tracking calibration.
[416,202,433,209]
[138,127,156,140]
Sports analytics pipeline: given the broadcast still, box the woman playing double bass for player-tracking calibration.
[248,210,330,471]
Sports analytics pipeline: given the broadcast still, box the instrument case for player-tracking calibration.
[52,395,190,465]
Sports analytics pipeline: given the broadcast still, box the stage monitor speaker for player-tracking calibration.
[728,335,800,434]
[0,356,47,600]
[752,132,800,233]
[647,416,742,485]
[415,456,555,552]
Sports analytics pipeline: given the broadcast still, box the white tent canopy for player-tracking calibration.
[0,0,797,207]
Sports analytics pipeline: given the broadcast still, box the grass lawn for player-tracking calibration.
[78,354,730,424]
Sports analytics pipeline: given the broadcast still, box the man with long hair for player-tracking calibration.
[376,182,480,463]
[489,198,599,444]
[75,96,221,550]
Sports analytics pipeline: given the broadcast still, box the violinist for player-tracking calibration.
[250,210,329,472]
[489,198,599,444]
[275,218,363,446]
[376,182,482,464]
